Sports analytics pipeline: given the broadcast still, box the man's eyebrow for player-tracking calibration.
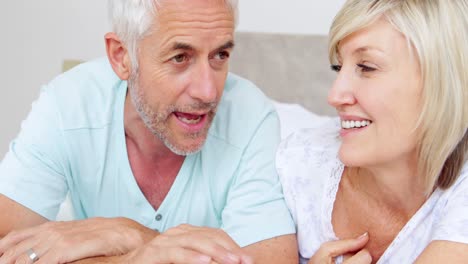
[172,42,194,51]
[217,40,235,51]
[168,41,234,53]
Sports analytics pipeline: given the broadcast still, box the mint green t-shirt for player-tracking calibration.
[0,58,295,247]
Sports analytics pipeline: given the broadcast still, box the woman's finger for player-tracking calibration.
[309,233,369,264]
[320,233,369,257]
[344,248,372,264]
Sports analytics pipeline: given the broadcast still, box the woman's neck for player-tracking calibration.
[333,158,431,261]
[346,156,428,218]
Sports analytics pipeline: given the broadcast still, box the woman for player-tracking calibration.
[277,0,468,263]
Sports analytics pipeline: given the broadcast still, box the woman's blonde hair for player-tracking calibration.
[329,0,468,195]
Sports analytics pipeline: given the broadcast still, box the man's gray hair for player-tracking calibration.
[108,0,238,72]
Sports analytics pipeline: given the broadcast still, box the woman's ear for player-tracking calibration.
[105,32,132,80]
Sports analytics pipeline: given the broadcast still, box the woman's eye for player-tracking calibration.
[357,64,376,72]
[330,64,342,72]
[172,54,187,63]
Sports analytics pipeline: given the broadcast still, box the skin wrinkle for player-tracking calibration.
[158,4,234,25]
[159,41,235,64]
[157,27,234,52]
[126,0,234,156]
[129,74,218,156]
[132,1,235,68]
[0,1,297,264]
[150,26,234,63]
[151,0,236,20]
[329,18,429,260]
[166,21,235,30]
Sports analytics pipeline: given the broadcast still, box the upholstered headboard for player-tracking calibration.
[230,32,336,116]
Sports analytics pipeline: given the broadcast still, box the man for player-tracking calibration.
[0,0,297,263]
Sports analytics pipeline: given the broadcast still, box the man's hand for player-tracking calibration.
[308,233,372,264]
[0,217,157,264]
[122,224,253,264]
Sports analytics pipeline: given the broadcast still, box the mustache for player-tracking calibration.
[170,101,218,114]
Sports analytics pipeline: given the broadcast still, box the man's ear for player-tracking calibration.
[105,32,132,80]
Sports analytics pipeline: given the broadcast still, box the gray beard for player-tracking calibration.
[127,75,217,156]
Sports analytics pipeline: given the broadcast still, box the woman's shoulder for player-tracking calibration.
[277,117,341,168]
[276,117,342,193]
[455,161,468,184]
[275,117,343,259]
[429,161,468,244]
[440,161,468,199]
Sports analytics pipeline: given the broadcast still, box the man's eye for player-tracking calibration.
[172,54,187,63]
[330,64,342,72]
[215,51,230,60]
[357,64,376,72]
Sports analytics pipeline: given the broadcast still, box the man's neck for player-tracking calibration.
[123,92,179,160]
[123,92,184,209]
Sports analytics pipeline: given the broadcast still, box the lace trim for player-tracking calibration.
[322,152,344,264]
[323,156,343,240]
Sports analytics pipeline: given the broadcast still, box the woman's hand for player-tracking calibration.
[308,233,372,264]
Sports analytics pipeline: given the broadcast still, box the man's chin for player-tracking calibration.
[157,115,214,155]
[163,136,208,156]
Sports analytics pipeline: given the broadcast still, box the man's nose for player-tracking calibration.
[188,62,218,103]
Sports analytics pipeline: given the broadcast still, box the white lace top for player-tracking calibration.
[276,117,468,264]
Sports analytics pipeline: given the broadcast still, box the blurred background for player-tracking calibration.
[0,0,345,157]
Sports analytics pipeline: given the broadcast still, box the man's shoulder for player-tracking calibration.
[209,73,279,148]
[50,57,120,91]
[45,57,123,129]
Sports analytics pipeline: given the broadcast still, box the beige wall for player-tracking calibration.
[238,0,345,35]
[0,1,110,157]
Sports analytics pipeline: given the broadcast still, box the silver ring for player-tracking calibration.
[26,248,39,262]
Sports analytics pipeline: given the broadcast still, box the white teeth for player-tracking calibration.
[341,120,371,129]
[178,116,202,124]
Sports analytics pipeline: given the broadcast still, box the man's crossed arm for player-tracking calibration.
[0,195,298,264]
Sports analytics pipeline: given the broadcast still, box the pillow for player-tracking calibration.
[273,101,334,139]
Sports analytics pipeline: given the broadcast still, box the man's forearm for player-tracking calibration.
[70,255,127,264]
[0,194,49,237]
[0,217,159,264]
[69,223,159,264]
